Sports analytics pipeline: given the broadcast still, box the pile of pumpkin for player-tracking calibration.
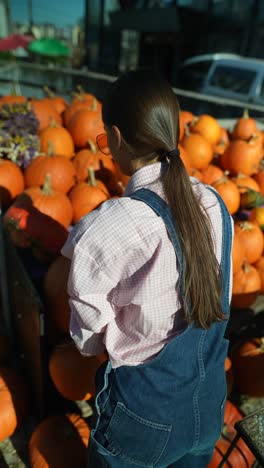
[0,90,264,467]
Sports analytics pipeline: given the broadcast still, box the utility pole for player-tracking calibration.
[3,0,12,34]
[28,0,33,30]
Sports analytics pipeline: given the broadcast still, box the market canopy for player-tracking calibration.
[28,38,69,57]
[0,33,33,51]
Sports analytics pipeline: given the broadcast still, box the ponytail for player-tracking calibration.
[162,154,225,329]
[102,69,225,329]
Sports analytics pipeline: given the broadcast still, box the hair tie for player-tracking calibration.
[166,148,180,160]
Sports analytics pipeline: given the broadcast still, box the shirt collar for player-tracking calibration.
[124,162,167,196]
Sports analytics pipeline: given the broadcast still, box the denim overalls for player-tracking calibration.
[87,187,232,468]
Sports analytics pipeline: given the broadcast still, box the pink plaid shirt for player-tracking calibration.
[62,162,233,368]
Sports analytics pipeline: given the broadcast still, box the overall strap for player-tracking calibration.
[206,186,233,315]
[129,187,232,318]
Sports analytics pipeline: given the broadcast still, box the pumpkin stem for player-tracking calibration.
[88,139,97,154]
[47,140,55,156]
[76,85,85,95]
[88,167,96,187]
[243,109,249,119]
[42,174,52,194]
[242,260,251,273]
[184,124,190,136]
[43,86,55,98]
[90,98,98,111]
[49,117,58,128]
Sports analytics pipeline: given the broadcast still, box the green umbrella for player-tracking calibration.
[28,38,69,57]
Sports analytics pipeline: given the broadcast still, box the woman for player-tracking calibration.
[62,70,233,467]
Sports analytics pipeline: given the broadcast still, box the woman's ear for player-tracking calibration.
[110,125,122,149]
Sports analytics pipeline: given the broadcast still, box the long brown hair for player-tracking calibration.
[102,70,224,329]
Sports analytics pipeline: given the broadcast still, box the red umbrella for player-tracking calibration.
[0,33,34,51]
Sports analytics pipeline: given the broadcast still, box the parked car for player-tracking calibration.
[176,53,264,107]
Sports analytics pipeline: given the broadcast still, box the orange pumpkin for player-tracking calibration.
[68,106,104,147]
[190,114,221,145]
[0,95,27,106]
[71,85,98,106]
[231,173,260,194]
[0,368,27,442]
[30,98,62,131]
[39,121,74,159]
[49,341,107,401]
[29,413,90,468]
[232,261,261,309]
[0,159,25,209]
[201,164,223,186]
[73,141,116,182]
[69,168,109,224]
[254,256,264,293]
[208,400,255,468]
[182,132,213,170]
[24,154,76,194]
[231,338,264,397]
[44,256,71,334]
[213,127,230,155]
[212,176,240,215]
[232,234,246,274]
[234,221,264,264]
[25,175,73,228]
[231,109,258,140]
[220,136,262,176]
[43,86,67,114]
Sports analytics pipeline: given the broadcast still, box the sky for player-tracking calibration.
[10,0,85,28]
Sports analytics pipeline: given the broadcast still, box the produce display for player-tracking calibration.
[1,90,263,466]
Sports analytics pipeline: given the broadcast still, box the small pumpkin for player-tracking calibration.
[182,131,213,170]
[4,176,72,258]
[220,136,262,176]
[234,221,263,264]
[43,86,67,114]
[49,340,107,401]
[71,85,98,106]
[0,159,25,209]
[213,127,230,155]
[24,153,76,194]
[29,413,90,468]
[0,95,27,107]
[44,256,71,334]
[231,109,258,140]
[212,175,240,215]
[30,98,62,131]
[190,114,222,145]
[69,168,109,224]
[73,140,116,182]
[39,120,74,159]
[68,105,104,147]
[201,164,223,186]
[231,338,264,397]
[232,261,261,309]
[231,173,260,194]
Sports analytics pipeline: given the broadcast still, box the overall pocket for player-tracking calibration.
[103,402,172,467]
